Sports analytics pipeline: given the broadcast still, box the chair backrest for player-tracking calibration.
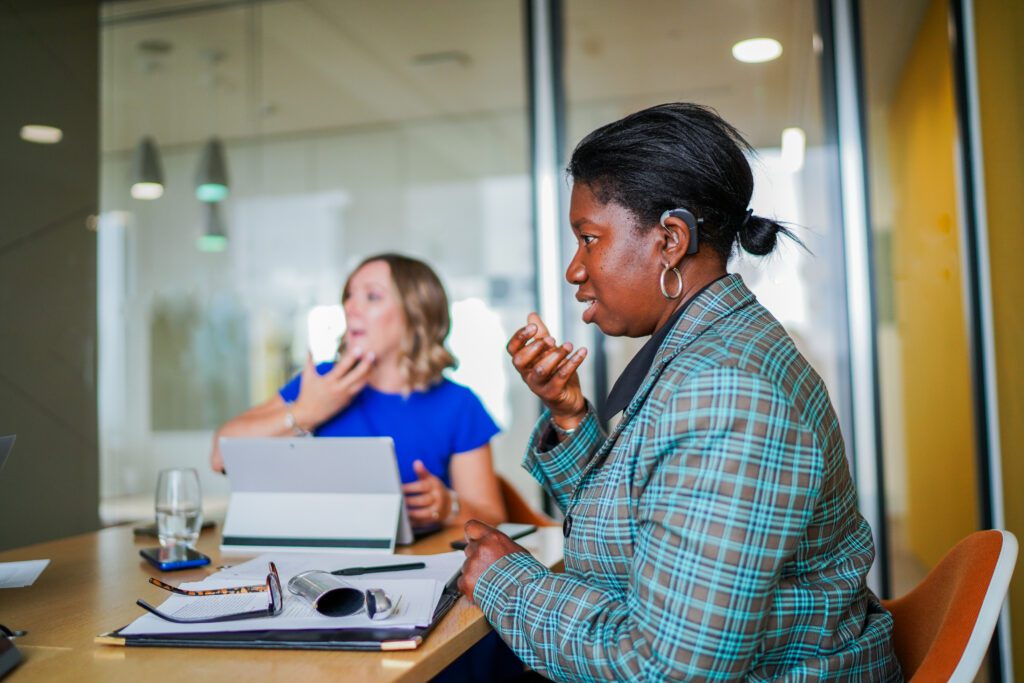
[497,475,558,527]
[881,529,1017,682]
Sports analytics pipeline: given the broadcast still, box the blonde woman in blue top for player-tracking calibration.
[211,253,506,529]
[459,104,900,681]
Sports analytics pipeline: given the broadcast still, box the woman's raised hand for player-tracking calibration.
[507,312,588,429]
[291,348,374,430]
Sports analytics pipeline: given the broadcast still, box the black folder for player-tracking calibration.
[0,637,22,679]
[97,574,462,651]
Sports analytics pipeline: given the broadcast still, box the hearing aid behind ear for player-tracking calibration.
[659,208,701,255]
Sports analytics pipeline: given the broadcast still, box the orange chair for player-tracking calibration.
[497,475,558,527]
[881,529,1017,682]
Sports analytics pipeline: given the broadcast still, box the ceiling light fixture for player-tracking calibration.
[129,135,165,200]
[20,124,63,144]
[732,37,783,63]
[781,127,806,173]
[196,202,228,252]
[195,136,230,202]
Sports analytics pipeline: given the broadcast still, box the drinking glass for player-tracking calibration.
[155,468,203,548]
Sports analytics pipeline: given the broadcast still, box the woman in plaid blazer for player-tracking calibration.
[459,103,901,681]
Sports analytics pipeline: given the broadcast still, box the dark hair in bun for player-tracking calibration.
[739,214,787,256]
[567,102,798,259]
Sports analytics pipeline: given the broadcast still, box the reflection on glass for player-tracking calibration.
[149,293,250,430]
[861,0,979,598]
[563,0,850,437]
[98,1,533,522]
[307,305,345,365]
[449,297,512,430]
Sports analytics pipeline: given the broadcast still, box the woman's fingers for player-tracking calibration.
[327,347,364,378]
[530,342,573,379]
[556,347,587,377]
[526,312,550,338]
[331,352,374,398]
[401,478,431,495]
[407,507,430,521]
[506,313,552,356]
[341,354,374,383]
[511,333,564,373]
[404,492,434,508]
[506,315,587,415]
[527,349,587,414]
[408,507,439,523]
[506,323,539,355]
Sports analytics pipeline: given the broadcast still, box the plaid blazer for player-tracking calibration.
[475,274,901,682]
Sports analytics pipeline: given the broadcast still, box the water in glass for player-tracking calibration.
[155,468,203,548]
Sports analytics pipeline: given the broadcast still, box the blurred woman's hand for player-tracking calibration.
[210,442,225,473]
[291,349,374,430]
[506,312,588,430]
[402,459,453,527]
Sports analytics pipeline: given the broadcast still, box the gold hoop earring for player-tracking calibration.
[660,266,682,300]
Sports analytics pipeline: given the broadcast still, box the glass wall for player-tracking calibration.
[98,0,536,521]
[860,0,981,599]
[562,0,854,450]
[972,0,1024,672]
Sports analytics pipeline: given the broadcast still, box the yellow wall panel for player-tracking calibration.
[888,0,978,568]
[973,0,1024,669]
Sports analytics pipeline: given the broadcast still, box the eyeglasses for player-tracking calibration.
[0,623,26,639]
[136,562,283,624]
[148,575,269,596]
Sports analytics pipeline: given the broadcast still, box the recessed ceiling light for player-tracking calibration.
[20,125,63,144]
[732,38,783,64]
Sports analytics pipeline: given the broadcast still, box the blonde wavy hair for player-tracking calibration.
[342,253,456,392]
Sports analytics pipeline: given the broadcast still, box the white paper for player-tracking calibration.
[213,550,464,586]
[119,551,464,636]
[0,559,49,588]
[121,576,441,636]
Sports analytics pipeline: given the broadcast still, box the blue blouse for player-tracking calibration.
[279,364,499,487]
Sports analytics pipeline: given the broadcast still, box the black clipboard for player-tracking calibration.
[0,636,22,679]
[96,573,462,651]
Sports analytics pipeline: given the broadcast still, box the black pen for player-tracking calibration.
[331,561,427,576]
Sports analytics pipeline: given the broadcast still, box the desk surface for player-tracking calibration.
[0,524,564,682]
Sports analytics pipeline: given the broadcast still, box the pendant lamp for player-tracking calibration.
[129,136,165,200]
[195,136,230,202]
[196,201,228,252]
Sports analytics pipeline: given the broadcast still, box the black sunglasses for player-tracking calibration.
[136,562,283,624]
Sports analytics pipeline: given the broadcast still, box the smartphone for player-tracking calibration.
[139,546,211,572]
[450,523,538,550]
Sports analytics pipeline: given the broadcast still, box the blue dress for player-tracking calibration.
[278,363,500,487]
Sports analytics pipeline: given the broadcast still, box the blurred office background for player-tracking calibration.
[1,0,1021,677]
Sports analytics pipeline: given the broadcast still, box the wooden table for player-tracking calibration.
[0,524,564,681]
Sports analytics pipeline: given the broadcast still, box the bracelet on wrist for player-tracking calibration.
[445,489,461,523]
[284,406,311,437]
[550,418,579,438]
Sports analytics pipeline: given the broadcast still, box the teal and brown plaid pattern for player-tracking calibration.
[475,274,901,682]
